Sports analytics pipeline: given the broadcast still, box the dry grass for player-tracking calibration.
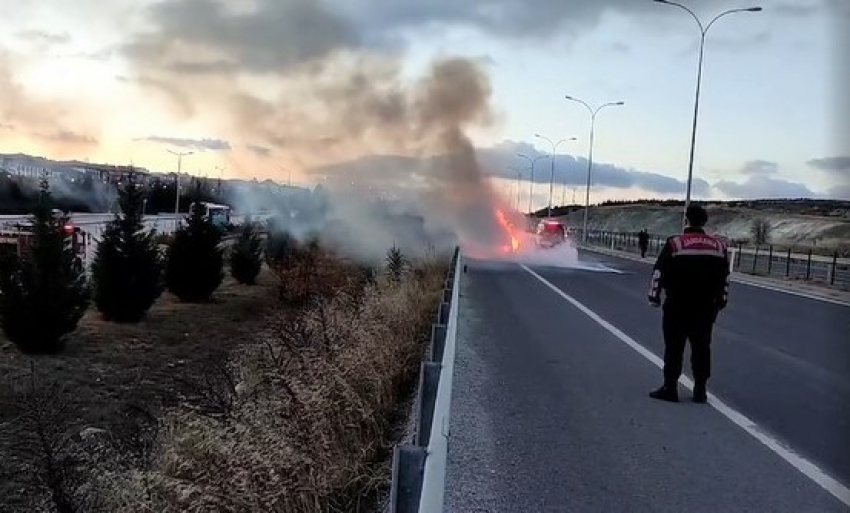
[94,253,447,512]
[0,270,279,512]
[0,242,450,512]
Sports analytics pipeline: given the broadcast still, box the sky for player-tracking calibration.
[0,0,847,211]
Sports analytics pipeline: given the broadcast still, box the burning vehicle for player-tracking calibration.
[535,218,569,249]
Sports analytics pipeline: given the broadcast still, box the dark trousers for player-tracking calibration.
[639,244,648,258]
[661,308,716,387]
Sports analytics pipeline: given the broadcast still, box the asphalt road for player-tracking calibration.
[443,249,850,512]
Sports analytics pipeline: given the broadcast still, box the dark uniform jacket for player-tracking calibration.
[647,227,730,314]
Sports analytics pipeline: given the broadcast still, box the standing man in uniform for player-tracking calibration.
[638,229,650,258]
[647,205,729,403]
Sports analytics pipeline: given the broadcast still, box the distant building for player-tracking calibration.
[0,154,152,185]
[0,154,64,179]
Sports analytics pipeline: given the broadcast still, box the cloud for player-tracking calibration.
[71,47,117,61]
[139,136,232,151]
[312,142,716,198]
[124,0,362,76]
[714,175,815,199]
[478,140,711,196]
[340,0,748,42]
[247,145,272,158]
[14,30,72,47]
[40,130,98,146]
[741,160,779,175]
[774,0,847,17]
[807,156,850,173]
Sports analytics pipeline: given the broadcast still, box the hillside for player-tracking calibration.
[552,203,850,249]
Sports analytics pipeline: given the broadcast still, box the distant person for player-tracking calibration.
[638,229,649,258]
[647,205,729,403]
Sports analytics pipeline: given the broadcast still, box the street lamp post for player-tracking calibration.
[167,149,193,215]
[653,0,762,226]
[517,153,549,215]
[535,134,577,218]
[508,165,523,211]
[215,165,226,193]
[564,96,624,243]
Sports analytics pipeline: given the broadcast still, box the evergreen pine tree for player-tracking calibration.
[0,179,90,353]
[91,172,165,322]
[230,217,263,285]
[165,198,224,302]
[264,218,299,270]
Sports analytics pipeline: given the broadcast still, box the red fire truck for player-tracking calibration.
[0,222,87,269]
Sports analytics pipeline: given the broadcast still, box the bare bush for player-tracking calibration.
[173,350,241,421]
[0,363,89,512]
[751,217,772,245]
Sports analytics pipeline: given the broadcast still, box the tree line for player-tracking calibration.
[0,174,264,354]
[0,172,226,215]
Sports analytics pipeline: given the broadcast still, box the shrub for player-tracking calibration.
[0,179,90,354]
[91,172,165,322]
[229,219,263,285]
[751,217,772,246]
[264,224,299,270]
[165,200,224,302]
[385,245,407,282]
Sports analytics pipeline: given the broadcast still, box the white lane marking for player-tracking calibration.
[582,247,850,308]
[519,263,850,508]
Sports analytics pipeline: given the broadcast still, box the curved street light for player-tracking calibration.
[653,0,762,226]
[167,149,194,215]
[563,96,624,242]
[535,134,577,218]
[508,165,524,211]
[517,152,549,214]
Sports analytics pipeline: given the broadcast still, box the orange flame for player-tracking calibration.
[495,209,520,253]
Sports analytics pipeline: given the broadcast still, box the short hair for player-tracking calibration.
[686,204,708,227]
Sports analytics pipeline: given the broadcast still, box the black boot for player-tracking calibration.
[649,385,679,402]
[693,380,708,403]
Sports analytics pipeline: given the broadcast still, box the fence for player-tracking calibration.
[389,247,461,513]
[577,229,850,290]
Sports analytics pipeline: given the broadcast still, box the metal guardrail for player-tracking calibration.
[389,247,461,513]
[579,229,850,289]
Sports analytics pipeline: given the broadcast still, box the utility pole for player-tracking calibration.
[167,149,193,215]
